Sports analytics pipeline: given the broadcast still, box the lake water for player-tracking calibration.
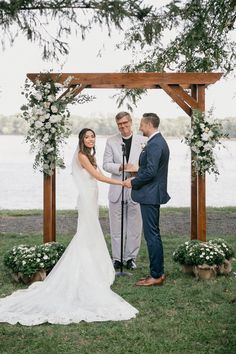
[0,135,235,209]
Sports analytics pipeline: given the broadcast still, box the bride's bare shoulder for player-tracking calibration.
[78,152,90,168]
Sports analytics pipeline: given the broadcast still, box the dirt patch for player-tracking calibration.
[0,210,235,237]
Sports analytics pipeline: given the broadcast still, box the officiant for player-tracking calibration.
[103,112,147,270]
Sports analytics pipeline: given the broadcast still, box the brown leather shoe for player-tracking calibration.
[136,275,165,287]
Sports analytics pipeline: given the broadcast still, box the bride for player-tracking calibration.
[0,128,138,326]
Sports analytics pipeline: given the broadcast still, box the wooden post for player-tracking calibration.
[43,171,56,243]
[197,85,206,241]
[191,85,198,239]
[198,175,206,241]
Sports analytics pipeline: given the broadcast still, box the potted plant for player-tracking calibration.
[209,238,235,274]
[172,240,199,274]
[185,242,225,280]
[4,242,65,284]
[173,240,229,280]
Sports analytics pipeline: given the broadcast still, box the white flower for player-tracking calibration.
[201,132,210,141]
[51,105,58,113]
[50,114,61,123]
[35,121,43,128]
[34,93,42,101]
[63,75,74,86]
[39,115,47,122]
[44,101,51,109]
[140,143,146,150]
[55,83,63,88]
[43,255,49,260]
[47,94,56,102]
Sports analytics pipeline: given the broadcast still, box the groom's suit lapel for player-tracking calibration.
[139,133,161,165]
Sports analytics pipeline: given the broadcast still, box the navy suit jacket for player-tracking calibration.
[131,132,170,205]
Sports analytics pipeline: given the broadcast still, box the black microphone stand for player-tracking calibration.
[116,143,131,277]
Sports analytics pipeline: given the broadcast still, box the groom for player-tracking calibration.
[124,113,170,286]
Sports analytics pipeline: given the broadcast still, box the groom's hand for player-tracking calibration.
[123,178,132,188]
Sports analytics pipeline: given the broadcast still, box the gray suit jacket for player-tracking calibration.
[103,133,147,202]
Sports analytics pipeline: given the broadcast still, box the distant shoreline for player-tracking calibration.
[0,133,235,141]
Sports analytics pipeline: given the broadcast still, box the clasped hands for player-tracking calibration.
[122,178,132,188]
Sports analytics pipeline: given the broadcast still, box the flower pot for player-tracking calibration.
[11,270,46,284]
[30,269,47,283]
[217,258,233,275]
[181,264,194,274]
[18,272,32,284]
[11,272,21,282]
[193,264,217,280]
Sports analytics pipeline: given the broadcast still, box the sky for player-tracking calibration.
[0,1,235,120]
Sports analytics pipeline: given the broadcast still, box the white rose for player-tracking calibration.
[51,105,58,113]
[50,114,61,123]
[44,102,51,109]
[45,122,51,129]
[47,94,56,102]
[34,93,42,101]
[200,123,205,130]
[201,132,209,141]
[39,115,46,122]
[36,108,44,115]
[35,121,43,128]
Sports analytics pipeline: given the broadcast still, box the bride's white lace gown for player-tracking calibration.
[0,153,138,325]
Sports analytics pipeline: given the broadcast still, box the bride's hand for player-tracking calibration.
[123,179,132,188]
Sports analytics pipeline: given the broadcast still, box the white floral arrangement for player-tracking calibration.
[4,242,65,278]
[21,73,93,176]
[183,109,228,177]
[172,238,234,267]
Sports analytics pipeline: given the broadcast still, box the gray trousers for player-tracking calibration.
[109,190,142,262]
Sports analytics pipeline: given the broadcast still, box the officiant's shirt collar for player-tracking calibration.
[122,133,133,140]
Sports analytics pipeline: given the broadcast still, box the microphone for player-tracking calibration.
[121,142,126,155]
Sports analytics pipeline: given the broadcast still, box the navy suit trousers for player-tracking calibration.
[140,204,164,278]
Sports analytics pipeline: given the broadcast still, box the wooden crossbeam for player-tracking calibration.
[27,72,223,89]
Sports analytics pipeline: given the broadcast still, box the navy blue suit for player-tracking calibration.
[131,132,170,278]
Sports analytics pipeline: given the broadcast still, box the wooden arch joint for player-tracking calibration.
[159,83,198,117]
[57,84,86,101]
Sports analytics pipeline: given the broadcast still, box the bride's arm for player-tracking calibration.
[79,153,123,186]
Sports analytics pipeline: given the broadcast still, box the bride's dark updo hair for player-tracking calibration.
[78,128,97,168]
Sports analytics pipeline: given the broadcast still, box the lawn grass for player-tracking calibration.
[0,210,235,354]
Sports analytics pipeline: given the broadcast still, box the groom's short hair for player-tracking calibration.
[115,111,132,121]
[142,113,160,128]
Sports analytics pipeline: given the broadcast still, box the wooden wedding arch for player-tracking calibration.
[27,72,222,243]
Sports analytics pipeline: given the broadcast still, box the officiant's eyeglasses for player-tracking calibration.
[117,120,130,127]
